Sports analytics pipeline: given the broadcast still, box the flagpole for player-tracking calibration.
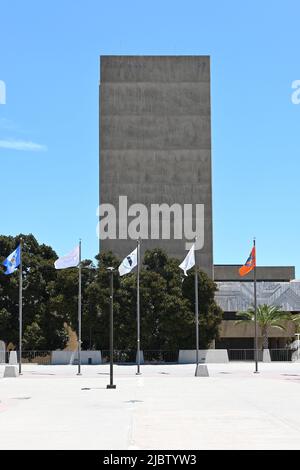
[195,238,199,372]
[19,239,22,375]
[77,239,82,375]
[136,238,141,375]
[193,240,209,377]
[253,238,259,373]
[107,267,116,389]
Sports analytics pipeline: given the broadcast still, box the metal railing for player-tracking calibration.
[270,349,294,361]
[228,349,261,361]
[102,350,136,364]
[1,350,52,365]
[1,349,295,365]
[143,350,178,363]
[1,349,179,365]
[102,350,178,364]
[22,351,52,364]
[228,348,294,362]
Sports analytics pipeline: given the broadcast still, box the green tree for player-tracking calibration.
[118,248,222,350]
[235,304,290,349]
[181,267,223,348]
[80,251,120,350]
[0,234,68,350]
[142,249,195,349]
[0,237,223,352]
[80,248,223,352]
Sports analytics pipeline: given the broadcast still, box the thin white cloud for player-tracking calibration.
[0,139,47,152]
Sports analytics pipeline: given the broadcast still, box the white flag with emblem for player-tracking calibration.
[179,244,195,276]
[118,247,138,276]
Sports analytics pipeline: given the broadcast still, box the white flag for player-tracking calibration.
[118,247,138,276]
[54,245,80,270]
[179,244,195,276]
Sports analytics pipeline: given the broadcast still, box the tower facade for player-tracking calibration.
[99,56,213,276]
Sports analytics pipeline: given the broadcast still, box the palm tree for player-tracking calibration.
[235,304,290,350]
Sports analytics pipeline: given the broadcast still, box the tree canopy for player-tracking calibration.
[0,235,223,351]
[235,304,291,349]
[0,234,68,349]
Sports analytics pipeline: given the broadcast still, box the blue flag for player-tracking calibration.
[2,245,21,275]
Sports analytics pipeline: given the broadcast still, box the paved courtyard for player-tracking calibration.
[1,362,300,450]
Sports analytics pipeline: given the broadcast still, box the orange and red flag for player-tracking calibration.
[239,246,256,277]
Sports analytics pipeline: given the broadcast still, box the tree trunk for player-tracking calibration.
[262,329,268,350]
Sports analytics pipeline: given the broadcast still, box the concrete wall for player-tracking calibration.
[178,349,229,363]
[51,351,102,365]
[0,340,5,364]
[219,320,295,338]
[100,56,213,277]
[214,265,295,282]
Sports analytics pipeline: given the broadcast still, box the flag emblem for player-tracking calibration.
[118,248,138,276]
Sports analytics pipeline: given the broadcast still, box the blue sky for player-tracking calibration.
[0,1,300,274]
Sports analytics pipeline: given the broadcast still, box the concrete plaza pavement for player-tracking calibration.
[1,362,300,450]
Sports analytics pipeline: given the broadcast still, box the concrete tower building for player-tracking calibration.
[99,56,213,276]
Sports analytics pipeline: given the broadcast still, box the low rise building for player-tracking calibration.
[214,265,300,350]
